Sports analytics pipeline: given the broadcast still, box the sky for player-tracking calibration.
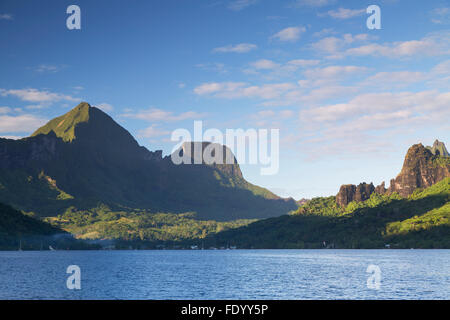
[0,0,449,200]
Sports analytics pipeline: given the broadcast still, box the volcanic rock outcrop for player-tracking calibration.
[336,141,450,206]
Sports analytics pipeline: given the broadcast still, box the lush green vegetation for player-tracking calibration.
[0,202,98,250]
[206,178,450,249]
[46,204,255,243]
[31,102,90,142]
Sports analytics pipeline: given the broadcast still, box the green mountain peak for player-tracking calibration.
[31,102,92,142]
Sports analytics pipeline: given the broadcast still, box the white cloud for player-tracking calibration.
[298,90,450,159]
[287,59,321,67]
[431,7,450,24]
[194,82,296,100]
[95,103,114,112]
[300,90,450,123]
[194,64,367,106]
[0,88,79,103]
[0,107,12,114]
[303,65,368,80]
[310,32,450,59]
[271,26,306,42]
[311,33,372,57]
[321,8,365,19]
[249,109,296,127]
[292,0,336,7]
[347,41,430,57]
[431,59,450,75]
[195,62,227,74]
[138,125,171,138]
[124,108,205,122]
[312,28,336,38]
[249,59,280,70]
[343,32,450,58]
[0,135,23,140]
[0,114,47,133]
[34,64,65,73]
[228,0,258,11]
[362,71,426,87]
[213,43,257,53]
[298,65,368,87]
[243,58,321,78]
[0,14,13,20]
[24,104,49,110]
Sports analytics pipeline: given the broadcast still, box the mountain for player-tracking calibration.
[387,143,450,197]
[426,139,449,157]
[0,201,99,250]
[208,178,450,249]
[0,201,61,238]
[207,141,450,249]
[0,102,296,221]
[336,142,450,206]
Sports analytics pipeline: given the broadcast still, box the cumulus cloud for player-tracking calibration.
[343,32,450,58]
[249,59,280,70]
[431,7,450,24]
[311,33,372,58]
[0,114,47,133]
[0,107,12,114]
[243,58,321,78]
[228,0,258,11]
[298,65,368,88]
[212,43,257,53]
[195,62,228,74]
[34,64,65,73]
[300,90,450,123]
[138,125,171,138]
[194,82,296,100]
[303,65,368,80]
[311,32,450,59]
[320,8,365,19]
[298,90,450,159]
[95,103,114,112]
[0,88,79,103]
[271,26,306,42]
[0,14,13,20]
[362,71,426,88]
[287,59,321,67]
[292,0,336,7]
[123,108,206,122]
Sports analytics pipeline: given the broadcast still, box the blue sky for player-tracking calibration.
[0,0,449,199]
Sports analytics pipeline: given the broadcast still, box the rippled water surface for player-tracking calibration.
[0,250,448,299]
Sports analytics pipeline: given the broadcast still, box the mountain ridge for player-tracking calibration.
[0,102,297,221]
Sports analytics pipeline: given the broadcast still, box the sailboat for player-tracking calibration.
[18,239,22,251]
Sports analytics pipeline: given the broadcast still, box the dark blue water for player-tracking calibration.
[0,250,448,299]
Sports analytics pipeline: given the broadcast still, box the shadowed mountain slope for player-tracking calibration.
[0,102,296,221]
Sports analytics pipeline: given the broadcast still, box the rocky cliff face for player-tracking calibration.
[336,183,375,207]
[387,143,450,197]
[426,139,449,157]
[336,141,450,207]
